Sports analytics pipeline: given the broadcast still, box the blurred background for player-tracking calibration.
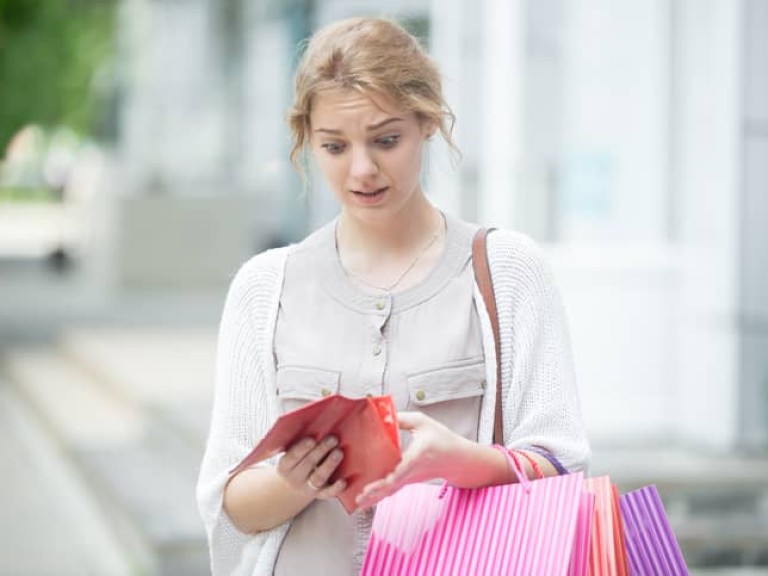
[1,0,766,574]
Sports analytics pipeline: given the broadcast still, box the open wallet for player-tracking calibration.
[230,394,402,513]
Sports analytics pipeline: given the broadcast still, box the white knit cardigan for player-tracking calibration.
[196,228,591,576]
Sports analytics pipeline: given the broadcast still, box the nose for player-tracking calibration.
[349,146,378,179]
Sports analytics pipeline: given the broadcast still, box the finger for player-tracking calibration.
[356,462,412,507]
[277,437,316,475]
[293,435,339,479]
[307,449,346,497]
[356,438,442,507]
[316,478,347,501]
[304,448,344,492]
[310,448,344,485]
[357,477,390,499]
[383,443,421,482]
[356,478,398,509]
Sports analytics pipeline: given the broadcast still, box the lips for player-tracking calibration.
[352,186,388,197]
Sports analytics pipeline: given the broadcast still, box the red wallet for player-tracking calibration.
[230,394,402,513]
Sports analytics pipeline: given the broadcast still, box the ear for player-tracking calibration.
[419,118,437,140]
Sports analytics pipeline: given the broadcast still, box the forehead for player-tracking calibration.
[310,89,411,127]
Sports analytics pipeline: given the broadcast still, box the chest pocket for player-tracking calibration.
[276,365,341,414]
[406,356,486,441]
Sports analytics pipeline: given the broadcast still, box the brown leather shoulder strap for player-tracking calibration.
[472,228,503,445]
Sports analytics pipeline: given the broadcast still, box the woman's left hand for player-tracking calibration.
[355,411,468,509]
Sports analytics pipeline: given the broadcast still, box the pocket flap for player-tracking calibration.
[407,359,486,406]
[276,366,341,401]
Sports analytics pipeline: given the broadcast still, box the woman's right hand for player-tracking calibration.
[276,435,347,499]
[224,434,347,532]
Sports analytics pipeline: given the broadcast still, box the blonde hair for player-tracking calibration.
[288,17,458,176]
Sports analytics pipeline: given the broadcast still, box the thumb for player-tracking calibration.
[396,411,425,432]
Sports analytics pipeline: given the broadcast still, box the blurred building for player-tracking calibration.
[1,0,767,573]
[106,0,768,453]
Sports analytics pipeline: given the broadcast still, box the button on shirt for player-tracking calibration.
[272,213,485,576]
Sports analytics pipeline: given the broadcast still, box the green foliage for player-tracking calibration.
[0,0,117,151]
[0,186,55,202]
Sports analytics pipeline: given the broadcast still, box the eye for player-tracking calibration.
[376,135,400,149]
[321,142,345,155]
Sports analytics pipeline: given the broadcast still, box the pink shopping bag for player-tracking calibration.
[583,476,630,576]
[362,452,588,576]
[569,491,596,576]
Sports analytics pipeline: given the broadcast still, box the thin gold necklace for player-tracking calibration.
[337,215,445,293]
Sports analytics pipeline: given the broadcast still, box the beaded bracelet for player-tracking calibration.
[521,445,569,476]
[439,444,529,499]
[492,444,529,484]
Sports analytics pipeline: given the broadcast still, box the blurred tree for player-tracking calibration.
[0,0,117,151]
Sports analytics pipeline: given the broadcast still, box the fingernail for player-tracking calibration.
[302,438,315,449]
[330,449,342,461]
[325,436,338,448]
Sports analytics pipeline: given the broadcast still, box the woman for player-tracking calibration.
[197,16,589,576]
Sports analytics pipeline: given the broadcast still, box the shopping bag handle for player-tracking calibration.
[438,446,531,500]
[493,445,532,493]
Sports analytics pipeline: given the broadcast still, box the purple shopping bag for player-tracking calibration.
[619,485,689,576]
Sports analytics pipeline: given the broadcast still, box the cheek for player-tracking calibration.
[313,154,345,186]
[395,144,424,182]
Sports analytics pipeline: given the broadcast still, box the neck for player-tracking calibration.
[335,194,446,292]
[337,195,439,257]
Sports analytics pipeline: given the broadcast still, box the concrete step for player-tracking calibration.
[2,345,210,576]
[0,379,134,576]
[692,571,768,575]
[4,348,145,448]
[592,446,768,568]
[60,327,216,445]
[591,446,768,495]
[79,420,210,575]
[8,328,767,573]
[678,513,768,561]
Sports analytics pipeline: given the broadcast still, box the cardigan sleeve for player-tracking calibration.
[196,249,289,576]
[488,231,591,473]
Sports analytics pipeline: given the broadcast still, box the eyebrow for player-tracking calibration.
[314,117,404,135]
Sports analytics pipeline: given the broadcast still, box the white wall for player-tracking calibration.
[738,0,768,450]
[551,247,679,444]
[438,0,763,450]
[118,0,227,196]
[476,0,524,232]
[558,0,670,244]
[545,0,679,446]
[674,0,743,450]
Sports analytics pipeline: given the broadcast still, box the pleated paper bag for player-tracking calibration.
[583,476,630,576]
[362,466,587,576]
[569,490,596,576]
[620,485,689,576]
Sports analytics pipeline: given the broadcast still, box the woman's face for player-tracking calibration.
[309,89,432,225]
